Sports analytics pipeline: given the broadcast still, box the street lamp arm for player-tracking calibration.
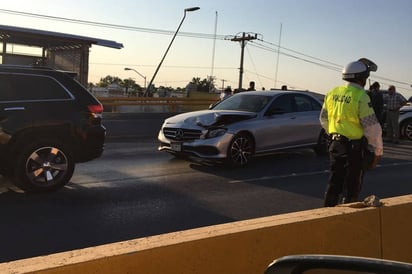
[124,67,147,89]
[144,7,199,97]
[145,14,186,96]
[185,7,200,12]
[132,69,146,80]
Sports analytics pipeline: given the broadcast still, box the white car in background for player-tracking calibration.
[381,92,411,141]
[399,105,412,140]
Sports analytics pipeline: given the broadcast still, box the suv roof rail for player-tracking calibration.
[0,64,54,70]
[0,64,78,77]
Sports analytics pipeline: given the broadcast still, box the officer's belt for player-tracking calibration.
[330,133,361,143]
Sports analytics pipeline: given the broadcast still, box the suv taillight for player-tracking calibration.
[88,104,103,113]
[88,104,103,118]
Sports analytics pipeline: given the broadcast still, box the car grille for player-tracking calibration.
[163,127,202,141]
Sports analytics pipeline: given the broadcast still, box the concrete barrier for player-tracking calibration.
[1,195,411,274]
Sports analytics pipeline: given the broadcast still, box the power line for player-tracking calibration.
[0,8,225,40]
[250,41,341,72]
[258,38,342,68]
[246,46,263,88]
[2,8,410,91]
[249,40,411,91]
[90,63,237,70]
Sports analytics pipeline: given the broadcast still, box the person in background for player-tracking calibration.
[247,81,256,91]
[319,58,383,207]
[384,85,407,144]
[220,86,232,101]
[367,81,384,127]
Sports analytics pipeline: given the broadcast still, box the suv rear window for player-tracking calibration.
[0,73,73,102]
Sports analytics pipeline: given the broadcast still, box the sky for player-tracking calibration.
[1,0,411,98]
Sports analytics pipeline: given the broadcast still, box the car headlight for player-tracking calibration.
[205,128,227,139]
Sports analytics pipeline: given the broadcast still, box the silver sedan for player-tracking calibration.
[158,90,328,166]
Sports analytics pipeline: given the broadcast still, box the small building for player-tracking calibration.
[107,83,124,96]
[0,24,123,86]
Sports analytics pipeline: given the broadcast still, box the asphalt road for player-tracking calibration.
[1,114,411,263]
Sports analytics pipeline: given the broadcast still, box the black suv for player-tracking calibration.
[0,65,105,192]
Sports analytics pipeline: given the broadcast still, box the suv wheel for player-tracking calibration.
[12,140,74,192]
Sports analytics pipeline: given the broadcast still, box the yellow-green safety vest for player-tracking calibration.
[323,84,374,140]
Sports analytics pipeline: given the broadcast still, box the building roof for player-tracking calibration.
[0,24,123,50]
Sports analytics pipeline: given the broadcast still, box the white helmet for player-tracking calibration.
[342,58,377,81]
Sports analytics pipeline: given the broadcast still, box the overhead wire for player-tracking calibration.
[1,8,410,92]
[245,46,263,88]
[0,8,225,40]
[258,38,342,68]
[249,39,411,92]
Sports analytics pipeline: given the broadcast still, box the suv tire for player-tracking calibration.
[12,139,75,192]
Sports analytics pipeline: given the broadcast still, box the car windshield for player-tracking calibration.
[213,94,272,112]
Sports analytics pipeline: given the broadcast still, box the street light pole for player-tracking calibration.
[124,67,146,89]
[144,6,200,97]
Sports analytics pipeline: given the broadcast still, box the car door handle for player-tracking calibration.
[4,107,25,111]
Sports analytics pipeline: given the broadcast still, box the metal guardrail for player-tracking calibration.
[97,96,218,105]
[97,97,219,112]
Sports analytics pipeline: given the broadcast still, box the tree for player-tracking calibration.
[95,75,144,96]
[96,75,123,87]
[122,78,141,96]
[189,77,214,92]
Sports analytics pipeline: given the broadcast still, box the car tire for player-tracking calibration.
[12,139,75,192]
[314,129,329,156]
[401,118,412,141]
[226,133,254,167]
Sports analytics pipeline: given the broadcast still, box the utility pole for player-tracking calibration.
[230,32,257,90]
[221,79,226,91]
[274,23,282,89]
[210,11,218,82]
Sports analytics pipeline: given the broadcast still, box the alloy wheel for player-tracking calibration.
[229,134,253,166]
[25,146,69,186]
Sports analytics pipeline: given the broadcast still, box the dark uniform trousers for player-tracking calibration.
[324,136,364,207]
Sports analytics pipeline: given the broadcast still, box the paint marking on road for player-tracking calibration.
[228,170,330,184]
[228,161,412,184]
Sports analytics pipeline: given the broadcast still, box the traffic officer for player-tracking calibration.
[319,58,383,207]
